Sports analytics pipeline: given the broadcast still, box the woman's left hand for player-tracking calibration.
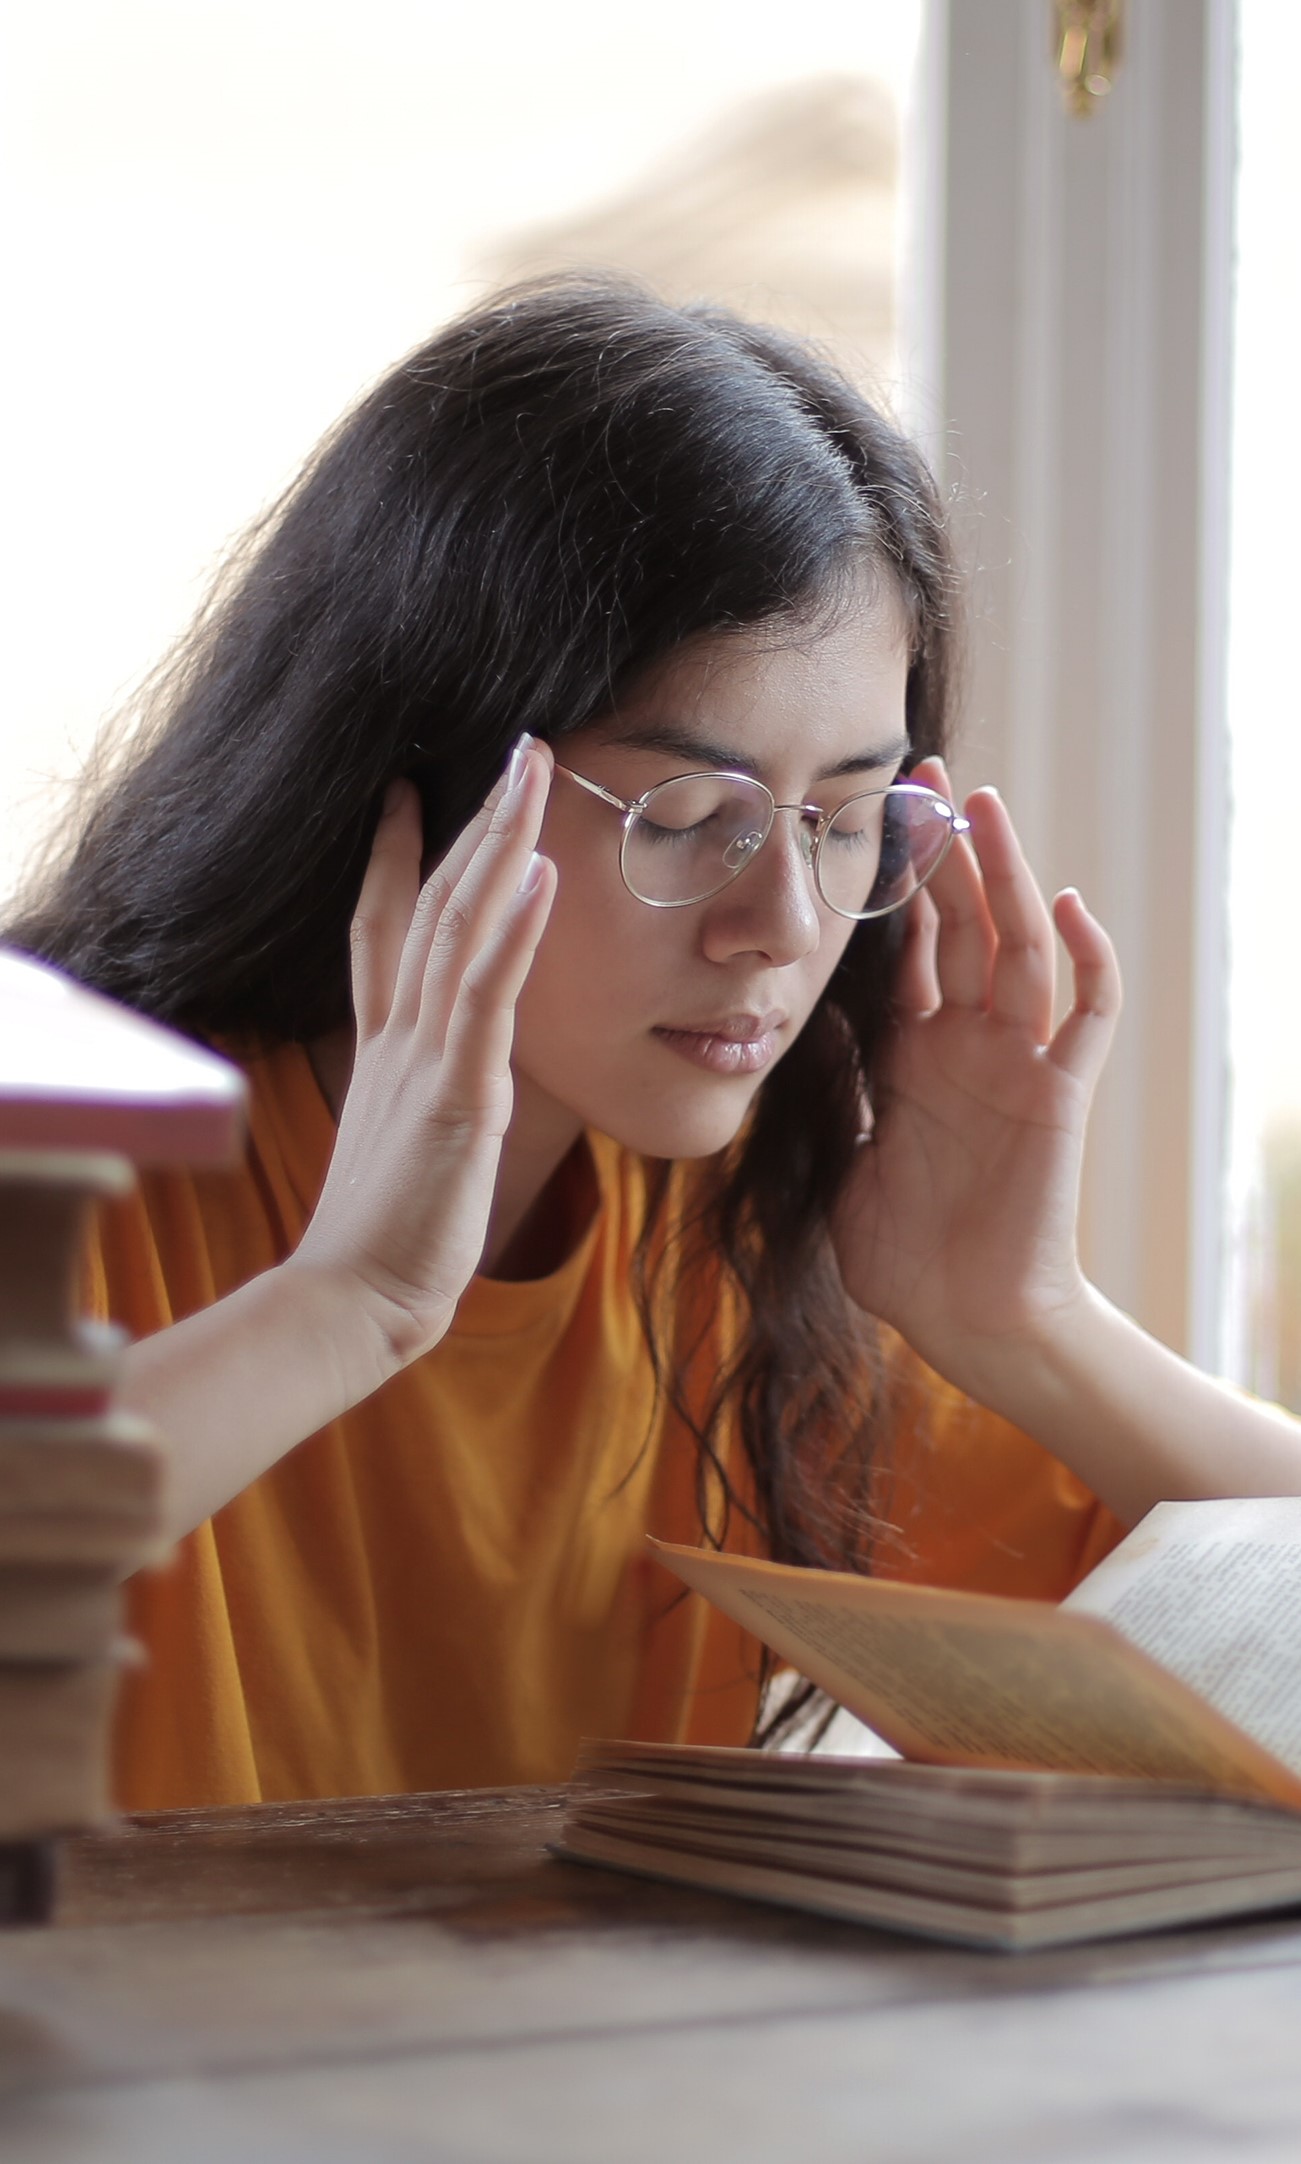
[831,757,1122,1410]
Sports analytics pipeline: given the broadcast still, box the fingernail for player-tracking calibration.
[516,850,546,898]
[505,732,535,798]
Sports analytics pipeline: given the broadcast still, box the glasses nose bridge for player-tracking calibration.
[727,793,823,889]
[767,798,824,873]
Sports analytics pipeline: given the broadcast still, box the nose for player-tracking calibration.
[699,806,823,966]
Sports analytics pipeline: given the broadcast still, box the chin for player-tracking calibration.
[514,1053,766,1164]
[599,1085,760,1163]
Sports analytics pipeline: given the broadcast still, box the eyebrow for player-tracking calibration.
[598,723,912,782]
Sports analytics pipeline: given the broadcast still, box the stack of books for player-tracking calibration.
[0,949,244,1918]
[563,1498,1301,1951]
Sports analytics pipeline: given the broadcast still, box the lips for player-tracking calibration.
[650,1011,787,1078]
[655,1011,787,1042]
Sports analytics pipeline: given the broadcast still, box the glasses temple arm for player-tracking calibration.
[553,765,637,813]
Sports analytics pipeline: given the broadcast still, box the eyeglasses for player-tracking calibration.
[553,764,969,920]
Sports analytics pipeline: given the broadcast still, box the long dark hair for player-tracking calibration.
[7,276,959,1710]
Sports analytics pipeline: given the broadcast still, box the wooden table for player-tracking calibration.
[3,1785,1301,2162]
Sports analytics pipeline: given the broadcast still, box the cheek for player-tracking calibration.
[799,915,859,1015]
[514,839,648,1049]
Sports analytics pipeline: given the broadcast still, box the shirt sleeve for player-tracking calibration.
[869,1335,1127,1601]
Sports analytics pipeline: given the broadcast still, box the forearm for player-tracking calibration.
[977,1284,1301,1526]
[117,1261,398,1540]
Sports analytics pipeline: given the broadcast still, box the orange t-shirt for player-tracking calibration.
[86,1043,1124,1812]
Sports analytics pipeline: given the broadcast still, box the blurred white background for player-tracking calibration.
[0,0,921,900]
[1224,1,1301,1407]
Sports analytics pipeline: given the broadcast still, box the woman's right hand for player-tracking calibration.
[288,735,556,1373]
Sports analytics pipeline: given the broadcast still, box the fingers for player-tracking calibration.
[438,851,558,1118]
[350,781,425,1040]
[892,888,941,1016]
[899,761,1102,1052]
[419,739,524,895]
[911,758,996,1015]
[391,736,554,1042]
[1047,888,1122,1084]
[962,788,1056,1040]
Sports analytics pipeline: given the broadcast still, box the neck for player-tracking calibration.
[305,1027,590,1282]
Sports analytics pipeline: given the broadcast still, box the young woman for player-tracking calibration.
[9,278,1300,1810]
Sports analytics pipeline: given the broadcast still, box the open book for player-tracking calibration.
[560,1498,1301,1950]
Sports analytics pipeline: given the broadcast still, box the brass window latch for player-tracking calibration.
[1054,0,1125,116]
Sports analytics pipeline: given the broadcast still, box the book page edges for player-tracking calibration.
[648,1537,1301,1807]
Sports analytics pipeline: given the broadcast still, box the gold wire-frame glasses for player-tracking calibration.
[553,763,969,921]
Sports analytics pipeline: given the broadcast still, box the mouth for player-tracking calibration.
[650,1011,787,1077]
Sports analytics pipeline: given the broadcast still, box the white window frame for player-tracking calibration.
[902,0,1236,1362]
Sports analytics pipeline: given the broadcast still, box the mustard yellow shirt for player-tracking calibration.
[86,1043,1123,1812]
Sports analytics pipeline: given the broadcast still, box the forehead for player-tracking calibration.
[586,582,911,774]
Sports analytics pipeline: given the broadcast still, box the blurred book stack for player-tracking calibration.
[0,949,244,1919]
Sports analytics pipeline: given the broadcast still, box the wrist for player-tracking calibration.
[943,1279,1170,1521]
[274,1253,423,1408]
[926,1276,1115,1438]
[119,1254,440,1538]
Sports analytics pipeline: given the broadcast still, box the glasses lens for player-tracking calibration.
[622,774,773,906]
[819,785,959,919]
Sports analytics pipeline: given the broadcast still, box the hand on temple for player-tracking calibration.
[291,743,556,1367]
[120,742,557,1537]
[833,762,1301,1522]
[833,757,1119,1407]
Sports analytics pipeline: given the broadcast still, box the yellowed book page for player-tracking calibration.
[649,1539,1301,1806]
[1063,1498,1301,1774]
